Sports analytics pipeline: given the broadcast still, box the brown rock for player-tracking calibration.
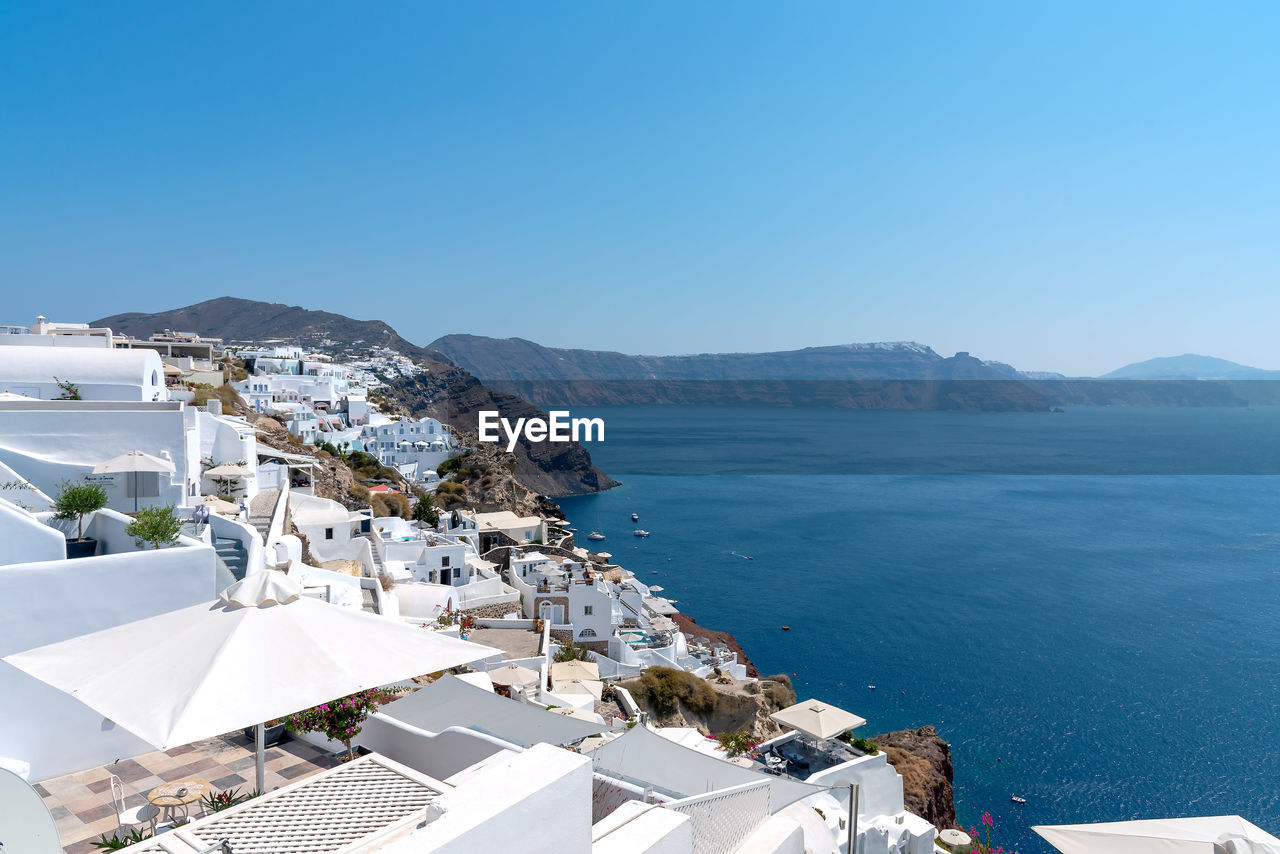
[871,726,956,830]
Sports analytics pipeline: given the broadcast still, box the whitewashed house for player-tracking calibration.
[0,345,169,401]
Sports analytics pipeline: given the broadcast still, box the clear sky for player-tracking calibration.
[2,2,1278,376]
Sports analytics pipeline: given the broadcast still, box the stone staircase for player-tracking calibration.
[214,537,249,581]
[248,489,280,544]
[361,531,385,573]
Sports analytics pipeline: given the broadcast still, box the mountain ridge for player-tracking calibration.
[1103,353,1280,381]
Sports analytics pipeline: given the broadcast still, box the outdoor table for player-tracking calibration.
[147,777,211,825]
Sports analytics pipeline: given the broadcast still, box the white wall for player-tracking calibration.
[0,401,190,513]
[0,499,65,566]
[592,802,692,854]
[805,753,905,821]
[0,520,216,781]
[384,744,592,854]
[358,713,519,782]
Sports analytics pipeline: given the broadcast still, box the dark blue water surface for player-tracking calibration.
[557,406,1280,853]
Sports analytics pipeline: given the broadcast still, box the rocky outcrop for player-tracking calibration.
[872,726,956,830]
[619,669,796,741]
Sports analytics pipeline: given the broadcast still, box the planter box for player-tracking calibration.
[241,723,289,747]
[65,538,98,559]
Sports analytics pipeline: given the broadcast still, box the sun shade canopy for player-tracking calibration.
[1034,816,1280,854]
[769,699,866,740]
[586,723,825,811]
[379,674,608,746]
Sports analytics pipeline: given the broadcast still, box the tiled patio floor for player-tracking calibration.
[36,731,340,853]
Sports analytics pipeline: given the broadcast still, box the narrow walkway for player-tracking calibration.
[248,489,280,543]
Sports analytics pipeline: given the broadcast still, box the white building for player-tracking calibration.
[0,315,115,349]
[0,345,169,401]
[361,418,460,480]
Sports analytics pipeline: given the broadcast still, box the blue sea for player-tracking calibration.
[558,406,1280,854]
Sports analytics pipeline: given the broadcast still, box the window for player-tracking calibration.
[583,605,594,616]
[325,528,334,540]
[453,567,461,578]
[579,628,597,638]
[441,555,450,567]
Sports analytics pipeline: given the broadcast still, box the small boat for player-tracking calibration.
[587,531,606,541]
[867,685,876,690]
[633,529,650,537]
[1010,795,1027,805]
[631,513,639,521]
[781,625,791,631]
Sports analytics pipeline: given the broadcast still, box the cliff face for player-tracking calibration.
[385,365,618,498]
[872,726,956,830]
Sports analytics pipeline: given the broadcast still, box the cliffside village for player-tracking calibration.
[0,317,989,854]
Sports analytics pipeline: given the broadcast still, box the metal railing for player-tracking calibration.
[666,781,771,854]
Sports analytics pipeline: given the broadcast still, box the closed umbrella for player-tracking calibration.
[198,494,241,517]
[488,662,539,688]
[3,573,497,791]
[93,450,176,513]
[1034,817,1280,854]
[204,464,254,478]
[769,699,867,740]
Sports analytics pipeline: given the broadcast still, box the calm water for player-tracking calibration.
[558,406,1280,853]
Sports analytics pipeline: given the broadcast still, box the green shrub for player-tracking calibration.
[623,667,718,717]
[91,827,152,850]
[437,451,471,476]
[763,673,796,708]
[126,505,182,550]
[53,481,109,541]
[553,642,594,662]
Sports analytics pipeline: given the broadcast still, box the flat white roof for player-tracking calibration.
[131,754,449,854]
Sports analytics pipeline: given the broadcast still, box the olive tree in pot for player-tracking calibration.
[53,481,109,559]
[125,504,182,550]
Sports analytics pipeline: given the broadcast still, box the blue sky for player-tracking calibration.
[2,2,1278,376]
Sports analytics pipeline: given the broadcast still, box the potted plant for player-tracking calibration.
[125,504,182,550]
[53,480,108,559]
[240,719,289,747]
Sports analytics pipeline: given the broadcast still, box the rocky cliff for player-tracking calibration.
[872,726,956,830]
[384,367,618,497]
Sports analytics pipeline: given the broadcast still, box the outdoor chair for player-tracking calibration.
[109,774,162,833]
[109,774,188,835]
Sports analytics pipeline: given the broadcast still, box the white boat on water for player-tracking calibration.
[631,513,639,521]
[587,531,606,541]
[633,529,650,538]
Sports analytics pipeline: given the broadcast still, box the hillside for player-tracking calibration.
[428,336,1059,411]
[429,335,1017,381]
[92,298,617,497]
[1104,353,1280,380]
[95,297,435,358]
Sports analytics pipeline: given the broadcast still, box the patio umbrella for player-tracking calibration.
[3,573,497,791]
[204,464,254,478]
[93,450,176,513]
[1034,816,1280,854]
[488,662,539,688]
[198,494,241,517]
[556,679,604,701]
[770,699,867,740]
[551,660,600,683]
